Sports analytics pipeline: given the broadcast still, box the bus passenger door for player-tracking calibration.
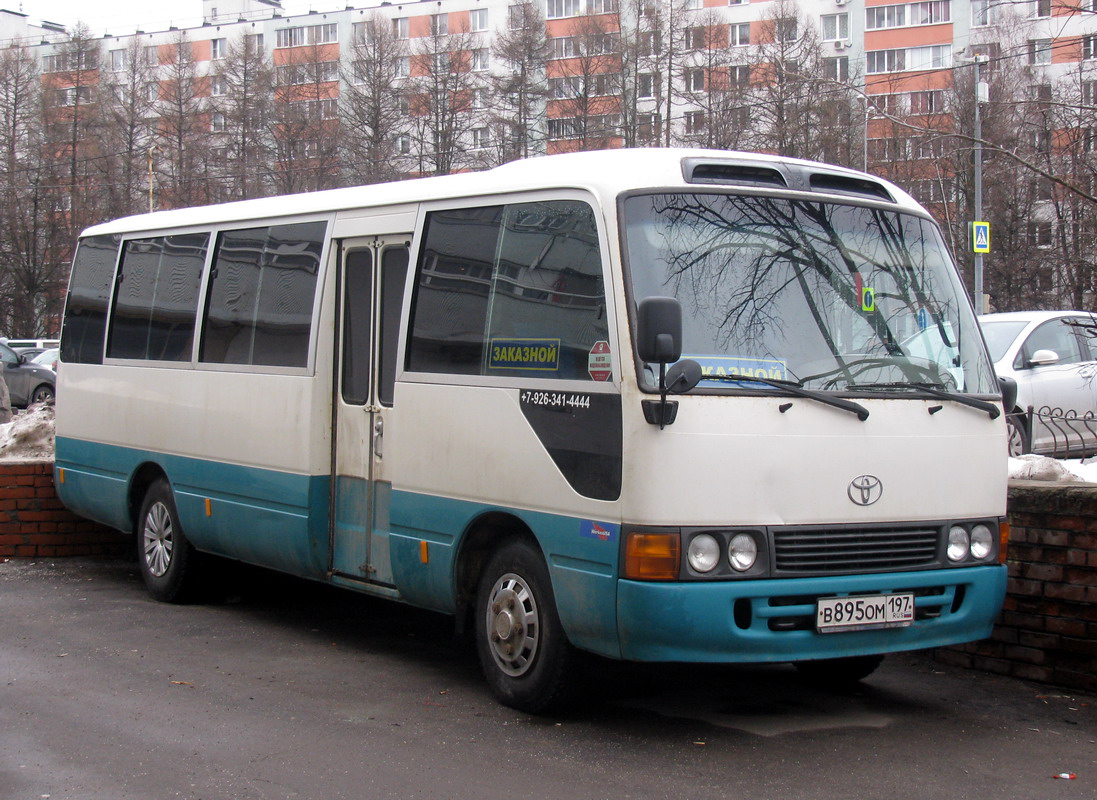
[331,237,410,586]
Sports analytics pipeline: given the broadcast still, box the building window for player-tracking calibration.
[110,49,127,72]
[908,90,942,114]
[821,14,848,42]
[471,127,490,149]
[431,13,448,36]
[211,75,226,96]
[822,56,849,82]
[729,22,749,46]
[1029,38,1052,65]
[590,0,616,11]
[393,17,408,39]
[684,111,705,134]
[730,64,750,87]
[472,48,490,71]
[971,0,995,26]
[776,18,797,42]
[1031,0,1051,18]
[395,56,409,78]
[211,111,226,132]
[638,112,661,141]
[1084,36,1097,61]
[546,0,581,19]
[638,73,654,99]
[685,68,704,92]
[211,38,226,59]
[470,8,489,31]
[867,5,906,30]
[471,88,487,108]
[551,36,578,59]
[686,27,705,50]
[395,133,411,154]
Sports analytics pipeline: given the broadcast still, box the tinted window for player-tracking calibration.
[341,249,372,405]
[201,221,325,368]
[407,200,607,380]
[107,233,208,361]
[378,247,409,405]
[60,234,121,365]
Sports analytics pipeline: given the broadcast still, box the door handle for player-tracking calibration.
[373,416,383,458]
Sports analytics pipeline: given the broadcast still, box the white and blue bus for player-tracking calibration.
[55,149,1009,711]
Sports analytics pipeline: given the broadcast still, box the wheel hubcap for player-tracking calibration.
[143,501,174,578]
[485,573,539,677]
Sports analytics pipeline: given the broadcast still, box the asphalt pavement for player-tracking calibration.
[1,556,1094,800]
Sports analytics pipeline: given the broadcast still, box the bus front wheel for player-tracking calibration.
[137,478,201,603]
[475,540,574,713]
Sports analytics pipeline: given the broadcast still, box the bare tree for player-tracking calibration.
[546,12,622,153]
[155,32,212,207]
[214,31,275,200]
[407,25,483,175]
[98,38,158,217]
[271,41,344,193]
[490,2,550,161]
[342,14,410,184]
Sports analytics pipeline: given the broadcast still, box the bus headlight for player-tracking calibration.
[687,534,721,573]
[728,533,758,572]
[947,526,969,562]
[970,524,994,560]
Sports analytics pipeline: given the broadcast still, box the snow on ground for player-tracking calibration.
[0,404,56,460]
[1009,454,1097,484]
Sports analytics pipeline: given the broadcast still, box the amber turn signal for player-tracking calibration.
[998,521,1010,564]
[624,532,680,580]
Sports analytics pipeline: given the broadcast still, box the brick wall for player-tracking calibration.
[0,460,127,558]
[936,481,1097,692]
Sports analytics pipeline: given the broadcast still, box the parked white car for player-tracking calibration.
[978,310,1097,456]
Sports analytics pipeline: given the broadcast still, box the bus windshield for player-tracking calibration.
[623,193,998,395]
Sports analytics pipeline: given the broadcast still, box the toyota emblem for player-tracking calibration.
[848,475,883,506]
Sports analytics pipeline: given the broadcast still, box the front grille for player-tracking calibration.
[773,526,939,574]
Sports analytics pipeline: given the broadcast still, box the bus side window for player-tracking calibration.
[378,246,409,406]
[407,200,607,381]
[342,249,372,405]
[60,234,121,365]
[107,233,208,362]
[201,221,325,369]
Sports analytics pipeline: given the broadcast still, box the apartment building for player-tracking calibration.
[2,0,1096,308]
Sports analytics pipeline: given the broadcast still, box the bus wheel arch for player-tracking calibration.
[133,473,203,603]
[462,521,576,713]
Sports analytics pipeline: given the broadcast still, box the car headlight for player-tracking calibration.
[969,524,994,560]
[728,533,758,572]
[687,534,721,573]
[947,525,970,562]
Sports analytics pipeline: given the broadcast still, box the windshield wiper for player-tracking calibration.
[848,382,1000,419]
[703,373,870,421]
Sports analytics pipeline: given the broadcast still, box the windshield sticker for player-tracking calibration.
[580,520,618,543]
[588,340,612,381]
[488,338,561,371]
[688,355,788,385]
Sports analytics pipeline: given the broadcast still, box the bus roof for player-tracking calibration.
[81,148,923,238]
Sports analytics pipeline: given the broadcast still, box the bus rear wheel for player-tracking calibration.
[475,540,574,713]
[137,478,201,603]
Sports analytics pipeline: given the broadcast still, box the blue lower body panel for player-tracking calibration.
[617,565,1007,662]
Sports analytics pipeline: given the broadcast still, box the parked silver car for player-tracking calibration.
[0,340,56,408]
[978,310,1097,456]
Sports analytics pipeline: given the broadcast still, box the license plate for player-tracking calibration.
[816,593,914,633]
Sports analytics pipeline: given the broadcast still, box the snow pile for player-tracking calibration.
[0,404,56,461]
[1008,454,1097,484]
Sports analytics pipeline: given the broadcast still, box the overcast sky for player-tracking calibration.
[15,1,351,35]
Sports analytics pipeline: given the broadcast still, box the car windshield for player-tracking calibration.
[623,192,998,394]
[977,320,1030,363]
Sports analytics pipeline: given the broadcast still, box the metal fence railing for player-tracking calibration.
[1009,406,1097,459]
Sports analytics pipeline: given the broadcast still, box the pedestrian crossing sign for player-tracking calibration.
[972,221,990,253]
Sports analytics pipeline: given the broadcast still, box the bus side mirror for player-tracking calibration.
[637,297,682,364]
[637,297,685,429]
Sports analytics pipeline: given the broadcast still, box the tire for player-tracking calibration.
[794,654,884,684]
[475,540,574,713]
[1006,414,1029,457]
[136,478,202,603]
[30,384,54,405]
